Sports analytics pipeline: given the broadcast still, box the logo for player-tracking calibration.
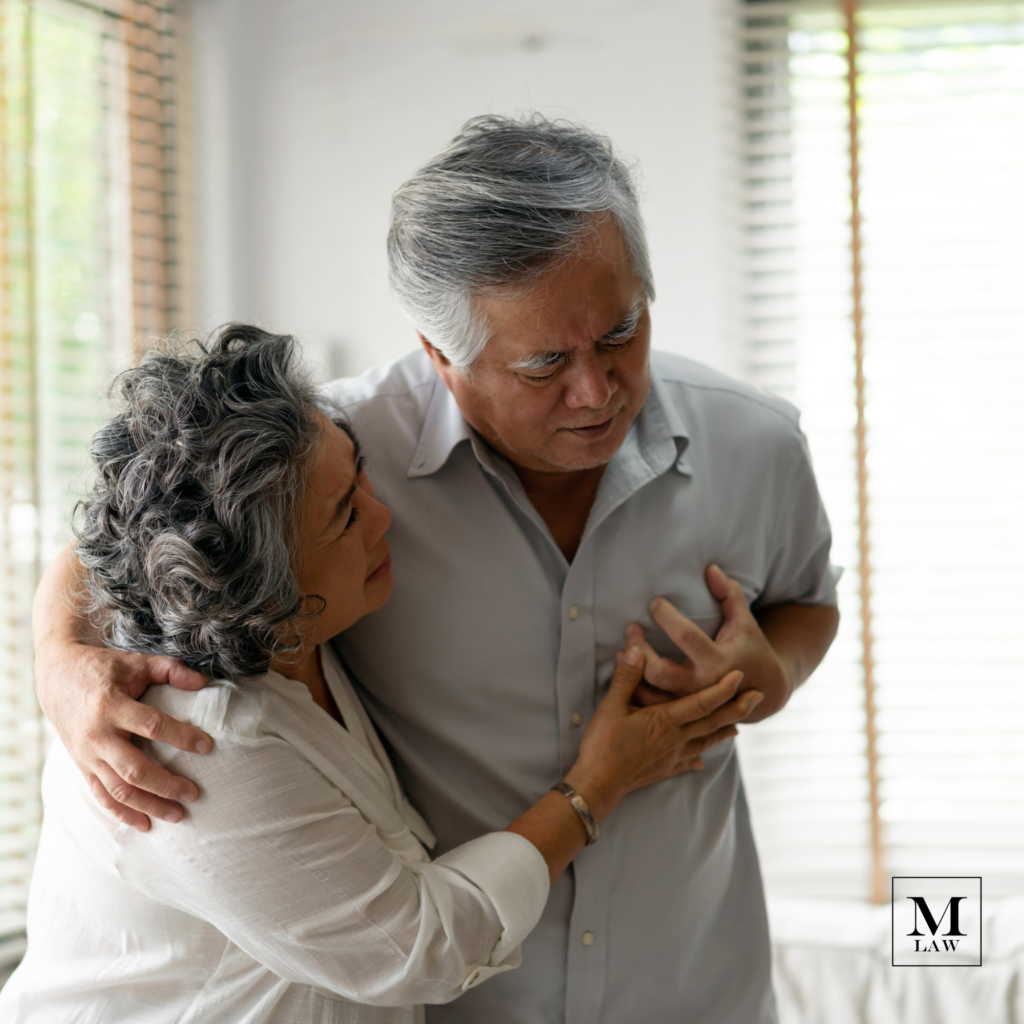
[891,877,982,966]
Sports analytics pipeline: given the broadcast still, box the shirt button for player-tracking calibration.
[581,931,596,946]
[571,712,583,727]
[568,605,579,619]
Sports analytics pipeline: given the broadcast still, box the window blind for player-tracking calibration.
[736,0,1024,901]
[0,0,180,969]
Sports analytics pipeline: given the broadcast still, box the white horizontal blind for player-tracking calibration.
[736,0,1024,900]
[0,0,180,968]
[0,0,41,968]
[736,0,872,900]
[856,1,1024,892]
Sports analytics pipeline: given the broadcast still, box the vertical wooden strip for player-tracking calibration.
[126,1,176,357]
[844,0,885,905]
[128,0,163,351]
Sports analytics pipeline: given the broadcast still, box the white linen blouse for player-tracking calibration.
[0,645,550,1023]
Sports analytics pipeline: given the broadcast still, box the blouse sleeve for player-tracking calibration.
[114,728,549,1007]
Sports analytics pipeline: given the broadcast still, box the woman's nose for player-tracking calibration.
[364,492,391,548]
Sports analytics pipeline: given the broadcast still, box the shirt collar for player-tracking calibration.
[407,377,475,478]
[407,361,692,479]
[641,366,692,476]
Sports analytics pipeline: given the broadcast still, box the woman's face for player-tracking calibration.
[294,414,393,643]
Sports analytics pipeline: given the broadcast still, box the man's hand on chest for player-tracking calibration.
[621,564,837,722]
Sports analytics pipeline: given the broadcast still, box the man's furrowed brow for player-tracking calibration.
[508,350,568,372]
[602,302,645,342]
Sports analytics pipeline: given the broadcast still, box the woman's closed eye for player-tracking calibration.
[333,455,367,536]
[340,504,361,536]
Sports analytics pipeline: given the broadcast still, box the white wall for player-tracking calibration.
[189,0,740,380]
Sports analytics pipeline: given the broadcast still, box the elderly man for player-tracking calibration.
[35,115,838,1024]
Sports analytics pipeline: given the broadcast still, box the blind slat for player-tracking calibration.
[0,0,179,970]
[737,0,1024,900]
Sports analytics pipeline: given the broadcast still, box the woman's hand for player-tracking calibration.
[564,648,761,822]
[505,649,760,883]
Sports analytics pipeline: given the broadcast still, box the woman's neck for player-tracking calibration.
[271,644,344,726]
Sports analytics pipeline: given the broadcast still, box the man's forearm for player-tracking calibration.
[33,540,97,652]
[750,601,839,722]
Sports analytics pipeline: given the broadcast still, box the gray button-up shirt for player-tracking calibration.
[326,348,838,1024]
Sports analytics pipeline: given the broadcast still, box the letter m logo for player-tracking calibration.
[907,896,967,937]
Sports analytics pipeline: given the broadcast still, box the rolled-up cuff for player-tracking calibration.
[434,831,549,989]
[804,561,842,605]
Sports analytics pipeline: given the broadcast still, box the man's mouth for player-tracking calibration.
[565,415,616,441]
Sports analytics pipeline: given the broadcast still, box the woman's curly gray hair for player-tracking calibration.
[76,324,327,681]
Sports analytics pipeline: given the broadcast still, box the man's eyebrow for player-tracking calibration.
[601,302,645,341]
[507,301,647,372]
[508,350,568,373]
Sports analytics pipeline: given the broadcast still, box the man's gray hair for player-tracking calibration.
[76,325,327,681]
[388,113,655,372]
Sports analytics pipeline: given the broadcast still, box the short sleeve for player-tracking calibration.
[756,421,841,608]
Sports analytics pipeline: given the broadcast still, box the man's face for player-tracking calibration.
[423,217,652,474]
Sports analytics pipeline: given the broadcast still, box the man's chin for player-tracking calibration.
[539,431,628,472]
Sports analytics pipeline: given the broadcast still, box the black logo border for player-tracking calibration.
[891,876,983,967]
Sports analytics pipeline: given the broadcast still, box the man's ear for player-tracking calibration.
[417,332,449,364]
[418,333,456,386]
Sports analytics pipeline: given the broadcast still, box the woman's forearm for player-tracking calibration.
[503,768,618,885]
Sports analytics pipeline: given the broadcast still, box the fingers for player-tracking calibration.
[685,723,740,756]
[705,565,753,625]
[649,598,719,663]
[623,627,664,673]
[623,625,695,693]
[623,623,648,649]
[602,647,646,710]
[83,772,152,832]
[101,730,201,805]
[682,689,764,738]
[91,755,193,825]
[661,670,744,727]
[160,657,209,692]
[630,681,678,707]
[113,692,211,755]
[668,726,741,775]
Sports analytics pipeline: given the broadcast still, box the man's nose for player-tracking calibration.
[563,353,616,409]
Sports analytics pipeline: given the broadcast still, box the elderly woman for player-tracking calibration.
[1,326,758,1023]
